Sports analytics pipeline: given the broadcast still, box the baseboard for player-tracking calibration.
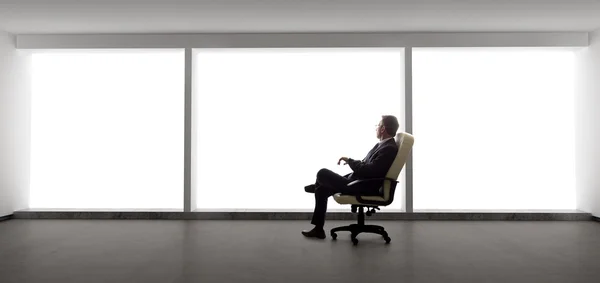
[12,210,593,221]
[0,214,13,222]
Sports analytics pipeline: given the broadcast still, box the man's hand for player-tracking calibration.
[338,157,350,165]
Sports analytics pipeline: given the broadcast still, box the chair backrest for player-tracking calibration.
[380,132,414,202]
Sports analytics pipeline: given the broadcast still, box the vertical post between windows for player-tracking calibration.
[184,48,193,212]
[404,47,414,213]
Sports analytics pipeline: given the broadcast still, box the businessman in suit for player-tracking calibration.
[302,115,400,239]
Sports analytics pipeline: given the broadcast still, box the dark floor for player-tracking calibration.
[0,220,599,283]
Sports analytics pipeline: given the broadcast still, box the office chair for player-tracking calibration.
[331,132,414,245]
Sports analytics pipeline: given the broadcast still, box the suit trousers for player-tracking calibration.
[311,168,364,228]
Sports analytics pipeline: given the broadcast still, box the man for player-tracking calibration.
[302,115,400,239]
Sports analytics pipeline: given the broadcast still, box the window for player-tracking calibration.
[193,48,405,210]
[412,48,576,210]
[30,50,184,209]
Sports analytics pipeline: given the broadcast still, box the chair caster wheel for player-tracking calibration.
[351,237,359,245]
[384,236,391,244]
[331,232,337,240]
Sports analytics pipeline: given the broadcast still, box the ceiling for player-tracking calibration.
[1,0,600,34]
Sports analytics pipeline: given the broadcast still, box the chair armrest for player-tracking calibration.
[346,178,398,206]
[347,178,398,187]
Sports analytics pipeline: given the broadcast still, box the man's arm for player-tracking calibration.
[346,146,397,178]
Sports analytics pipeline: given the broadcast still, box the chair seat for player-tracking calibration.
[333,193,386,205]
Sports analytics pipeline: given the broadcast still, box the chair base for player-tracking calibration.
[330,206,391,245]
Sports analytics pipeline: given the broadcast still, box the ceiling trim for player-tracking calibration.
[16,32,589,49]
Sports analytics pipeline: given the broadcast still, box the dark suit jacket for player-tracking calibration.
[346,138,399,194]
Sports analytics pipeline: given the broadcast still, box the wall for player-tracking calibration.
[1,31,594,215]
[575,29,600,218]
[0,30,30,217]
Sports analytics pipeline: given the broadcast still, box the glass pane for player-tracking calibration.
[30,50,184,209]
[413,48,576,210]
[194,48,405,210]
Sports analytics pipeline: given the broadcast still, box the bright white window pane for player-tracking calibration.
[413,48,576,210]
[30,50,184,209]
[194,48,404,210]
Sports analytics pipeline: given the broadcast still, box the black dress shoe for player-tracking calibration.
[302,227,326,239]
[304,184,317,193]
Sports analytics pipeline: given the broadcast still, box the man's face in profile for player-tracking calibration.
[376,121,384,139]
